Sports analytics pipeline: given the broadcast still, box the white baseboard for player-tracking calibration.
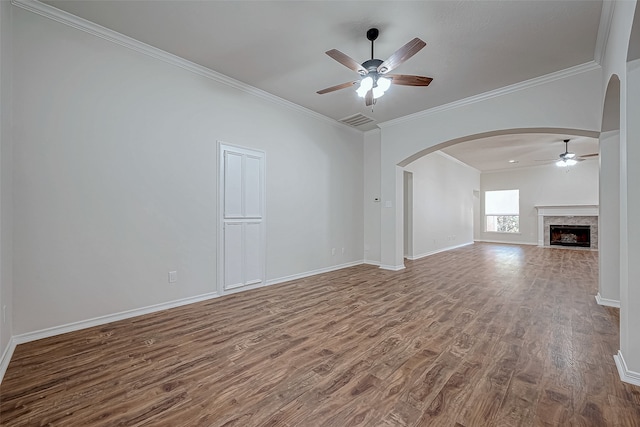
[363,260,381,267]
[474,239,538,246]
[595,293,621,308]
[1,260,371,384]
[614,350,640,386]
[406,242,473,261]
[265,260,365,287]
[379,264,406,271]
[0,337,17,385]
[12,292,219,346]
[223,260,366,296]
[14,260,367,346]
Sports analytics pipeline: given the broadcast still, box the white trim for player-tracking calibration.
[474,239,537,246]
[405,242,473,260]
[12,292,218,346]
[378,61,600,129]
[10,0,359,134]
[379,264,406,271]
[0,337,17,384]
[434,152,481,174]
[614,350,640,386]
[0,259,374,384]
[535,205,599,216]
[363,260,381,267]
[265,260,365,286]
[594,1,616,65]
[595,292,620,308]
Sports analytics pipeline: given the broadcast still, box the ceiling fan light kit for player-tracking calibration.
[556,158,578,167]
[317,28,433,107]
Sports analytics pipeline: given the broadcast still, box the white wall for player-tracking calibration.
[0,0,13,366]
[479,160,599,245]
[623,57,640,376]
[404,152,479,258]
[599,130,620,303]
[11,7,364,335]
[363,130,381,264]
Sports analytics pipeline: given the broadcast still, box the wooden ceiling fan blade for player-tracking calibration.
[316,81,357,94]
[365,89,374,106]
[578,153,599,158]
[377,38,426,74]
[387,74,433,86]
[325,49,367,75]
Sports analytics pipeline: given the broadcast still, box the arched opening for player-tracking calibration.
[597,75,621,307]
[398,128,599,167]
[396,127,599,263]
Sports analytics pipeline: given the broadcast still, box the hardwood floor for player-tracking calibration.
[1,243,639,426]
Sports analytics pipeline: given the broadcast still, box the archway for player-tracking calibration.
[597,75,621,307]
[392,127,599,269]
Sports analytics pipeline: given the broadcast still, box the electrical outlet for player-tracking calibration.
[168,271,177,283]
[2,305,6,324]
[341,248,345,255]
[331,248,336,256]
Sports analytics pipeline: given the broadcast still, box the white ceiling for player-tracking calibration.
[440,133,599,172]
[43,0,603,127]
[40,0,606,170]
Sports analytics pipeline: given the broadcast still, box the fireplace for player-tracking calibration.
[536,206,598,249]
[550,225,591,247]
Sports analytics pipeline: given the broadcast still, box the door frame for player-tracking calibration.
[217,141,266,295]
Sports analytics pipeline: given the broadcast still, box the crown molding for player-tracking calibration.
[11,0,360,134]
[433,151,481,174]
[594,1,616,65]
[378,61,601,129]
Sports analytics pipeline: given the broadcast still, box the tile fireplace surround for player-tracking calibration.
[535,205,598,250]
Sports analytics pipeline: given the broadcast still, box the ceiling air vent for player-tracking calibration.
[339,113,375,128]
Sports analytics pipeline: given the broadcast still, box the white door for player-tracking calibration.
[219,143,265,292]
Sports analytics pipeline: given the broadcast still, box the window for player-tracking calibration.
[485,189,519,233]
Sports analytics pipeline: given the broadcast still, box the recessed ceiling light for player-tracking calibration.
[508,159,518,163]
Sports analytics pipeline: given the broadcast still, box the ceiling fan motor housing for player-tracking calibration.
[362,59,384,75]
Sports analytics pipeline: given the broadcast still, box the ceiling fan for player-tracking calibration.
[317,28,433,106]
[538,139,598,167]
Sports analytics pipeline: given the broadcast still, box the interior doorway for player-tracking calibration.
[403,171,413,258]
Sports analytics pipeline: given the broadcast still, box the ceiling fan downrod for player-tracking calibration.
[366,28,379,60]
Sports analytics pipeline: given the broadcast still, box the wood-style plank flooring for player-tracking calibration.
[1,243,639,426]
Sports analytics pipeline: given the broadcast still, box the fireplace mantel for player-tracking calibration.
[535,204,599,217]
[535,205,599,247]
